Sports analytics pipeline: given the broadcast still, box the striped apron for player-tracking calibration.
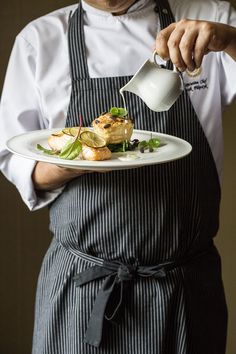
[32,1,228,353]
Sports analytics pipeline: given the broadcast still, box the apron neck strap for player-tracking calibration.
[154,0,175,70]
[68,3,90,79]
[154,0,175,27]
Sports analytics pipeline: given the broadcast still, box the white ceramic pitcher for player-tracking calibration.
[120,53,183,112]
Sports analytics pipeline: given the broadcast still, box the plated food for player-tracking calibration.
[37,107,160,162]
[47,128,112,161]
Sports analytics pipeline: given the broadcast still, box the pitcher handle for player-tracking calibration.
[152,51,163,68]
[152,51,179,73]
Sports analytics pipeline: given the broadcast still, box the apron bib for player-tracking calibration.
[32,1,227,353]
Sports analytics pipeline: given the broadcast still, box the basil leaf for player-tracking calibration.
[37,144,59,155]
[148,138,161,148]
[59,138,82,160]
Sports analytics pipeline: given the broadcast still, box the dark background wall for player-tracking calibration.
[0,1,236,353]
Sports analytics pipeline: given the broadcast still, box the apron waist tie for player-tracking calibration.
[70,241,215,348]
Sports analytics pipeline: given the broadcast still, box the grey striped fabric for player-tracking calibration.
[32,1,227,353]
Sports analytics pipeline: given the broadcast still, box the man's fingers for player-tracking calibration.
[167,28,186,71]
[155,20,219,72]
[155,23,176,60]
[156,23,199,72]
[193,31,211,68]
[179,30,198,71]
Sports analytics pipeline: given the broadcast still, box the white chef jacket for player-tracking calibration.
[0,0,236,211]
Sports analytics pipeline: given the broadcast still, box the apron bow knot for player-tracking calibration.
[72,245,213,348]
[117,263,137,282]
[73,258,178,347]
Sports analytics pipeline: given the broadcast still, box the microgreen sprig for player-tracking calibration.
[138,136,160,153]
[109,107,128,117]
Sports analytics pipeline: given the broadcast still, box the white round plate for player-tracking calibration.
[6,129,192,171]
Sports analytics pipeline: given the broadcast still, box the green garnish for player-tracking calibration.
[138,141,148,149]
[37,144,59,155]
[148,138,161,148]
[37,139,83,160]
[108,137,160,153]
[138,138,160,151]
[59,138,82,160]
[107,143,124,153]
[109,107,128,117]
[108,139,139,153]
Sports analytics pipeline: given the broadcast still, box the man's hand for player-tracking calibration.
[155,19,236,72]
[32,161,93,191]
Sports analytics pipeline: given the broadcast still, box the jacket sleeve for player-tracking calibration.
[217,1,236,107]
[0,34,64,211]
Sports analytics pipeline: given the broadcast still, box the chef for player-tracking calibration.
[0,0,236,353]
